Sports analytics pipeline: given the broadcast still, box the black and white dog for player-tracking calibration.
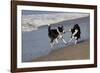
[48,25,67,48]
[68,24,81,44]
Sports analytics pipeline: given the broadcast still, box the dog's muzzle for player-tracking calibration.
[63,31,66,34]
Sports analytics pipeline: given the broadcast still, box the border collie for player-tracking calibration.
[48,25,67,48]
[68,24,81,44]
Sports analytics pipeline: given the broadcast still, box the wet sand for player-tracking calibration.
[30,41,90,62]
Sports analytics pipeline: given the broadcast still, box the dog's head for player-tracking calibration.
[58,26,65,33]
[74,24,79,28]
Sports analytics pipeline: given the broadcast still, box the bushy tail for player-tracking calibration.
[48,25,51,32]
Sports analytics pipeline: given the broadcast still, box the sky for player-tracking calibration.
[22,10,89,15]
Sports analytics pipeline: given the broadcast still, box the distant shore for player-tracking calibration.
[29,41,90,62]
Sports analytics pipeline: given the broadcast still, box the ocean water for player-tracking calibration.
[22,16,90,62]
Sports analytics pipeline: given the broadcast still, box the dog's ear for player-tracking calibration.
[58,26,60,28]
[75,24,79,26]
[61,26,63,28]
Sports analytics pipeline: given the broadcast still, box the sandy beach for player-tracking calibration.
[30,41,90,62]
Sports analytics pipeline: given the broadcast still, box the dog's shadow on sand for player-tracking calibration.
[55,39,86,50]
[78,40,86,43]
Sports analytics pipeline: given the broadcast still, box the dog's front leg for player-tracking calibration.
[61,37,67,44]
[68,36,74,43]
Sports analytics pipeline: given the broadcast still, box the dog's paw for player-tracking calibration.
[65,42,68,45]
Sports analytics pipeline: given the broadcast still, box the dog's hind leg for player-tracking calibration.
[55,38,58,44]
[50,43,53,48]
[75,40,78,44]
[50,39,54,48]
[74,37,78,44]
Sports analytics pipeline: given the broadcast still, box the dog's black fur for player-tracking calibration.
[48,25,64,43]
[71,24,81,40]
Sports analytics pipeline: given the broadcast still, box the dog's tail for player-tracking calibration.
[48,25,51,32]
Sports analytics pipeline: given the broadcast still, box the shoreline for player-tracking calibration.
[28,41,90,62]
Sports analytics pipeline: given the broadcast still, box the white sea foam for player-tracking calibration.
[22,13,89,31]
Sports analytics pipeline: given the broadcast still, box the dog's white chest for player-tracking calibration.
[58,35,63,38]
